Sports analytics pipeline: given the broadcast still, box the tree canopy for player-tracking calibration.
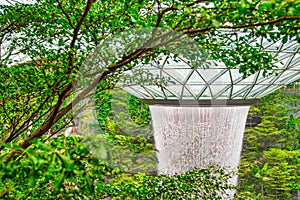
[0,1,299,198]
[0,0,299,154]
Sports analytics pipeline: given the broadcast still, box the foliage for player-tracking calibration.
[97,88,152,138]
[0,136,112,199]
[100,167,234,200]
[127,94,151,126]
[0,135,233,199]
[0,0,299,198]
[94,87,156,174]
[236,90,300,200]
[1,0,299,151]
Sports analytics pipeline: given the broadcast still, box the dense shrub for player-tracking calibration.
[0,136,233,199]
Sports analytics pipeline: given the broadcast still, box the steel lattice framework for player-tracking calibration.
[118,36,300,101]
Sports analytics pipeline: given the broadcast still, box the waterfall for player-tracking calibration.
[150,105,249,186]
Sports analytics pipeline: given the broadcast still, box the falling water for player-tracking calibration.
[150,105,249,192]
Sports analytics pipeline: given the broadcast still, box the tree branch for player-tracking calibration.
[155,6,178,27]
[17,83,73,150]
[186,16,300,34]
[67,0,94,70]
[70,0,94,49]
[56,0,75,29]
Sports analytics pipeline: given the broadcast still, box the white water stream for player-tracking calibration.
[150,105,249,187]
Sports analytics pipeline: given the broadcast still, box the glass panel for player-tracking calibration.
[281,40,299,52]
[255,72,275,84]
[274,71,298,83]
[213,71,231,84]
[236,74,257,85]
[261,37,274,49]
[231,85,248,98]
[247,85,269,97]
[197,69,226,84]
[276,52,292,61]
[274,55,290,69]
[122,87,143,98]
[287,54,300,68]
[163,89,178,99]
[213,84,231,98]
[275,72,300,84]
[182,87,196,99]
[167,85,184,97]
[259,75,277,85]
[143,85,165,98]
[124,85,153,99]
[198,87,212,99]
[229,69,243,83]
[163,69,191,84]
[162,59,192,69]
[264,39,281,51]
[186,71,205,84]
[185,85,206,97]
[255,85,283,98]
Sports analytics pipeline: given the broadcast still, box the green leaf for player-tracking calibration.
[56,153,74,171]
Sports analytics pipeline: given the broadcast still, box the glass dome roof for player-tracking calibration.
[118,36,299,101]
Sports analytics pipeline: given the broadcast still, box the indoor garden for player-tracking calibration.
[0,0,299,199]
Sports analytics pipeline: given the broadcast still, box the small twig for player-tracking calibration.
[56,0,75,29]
